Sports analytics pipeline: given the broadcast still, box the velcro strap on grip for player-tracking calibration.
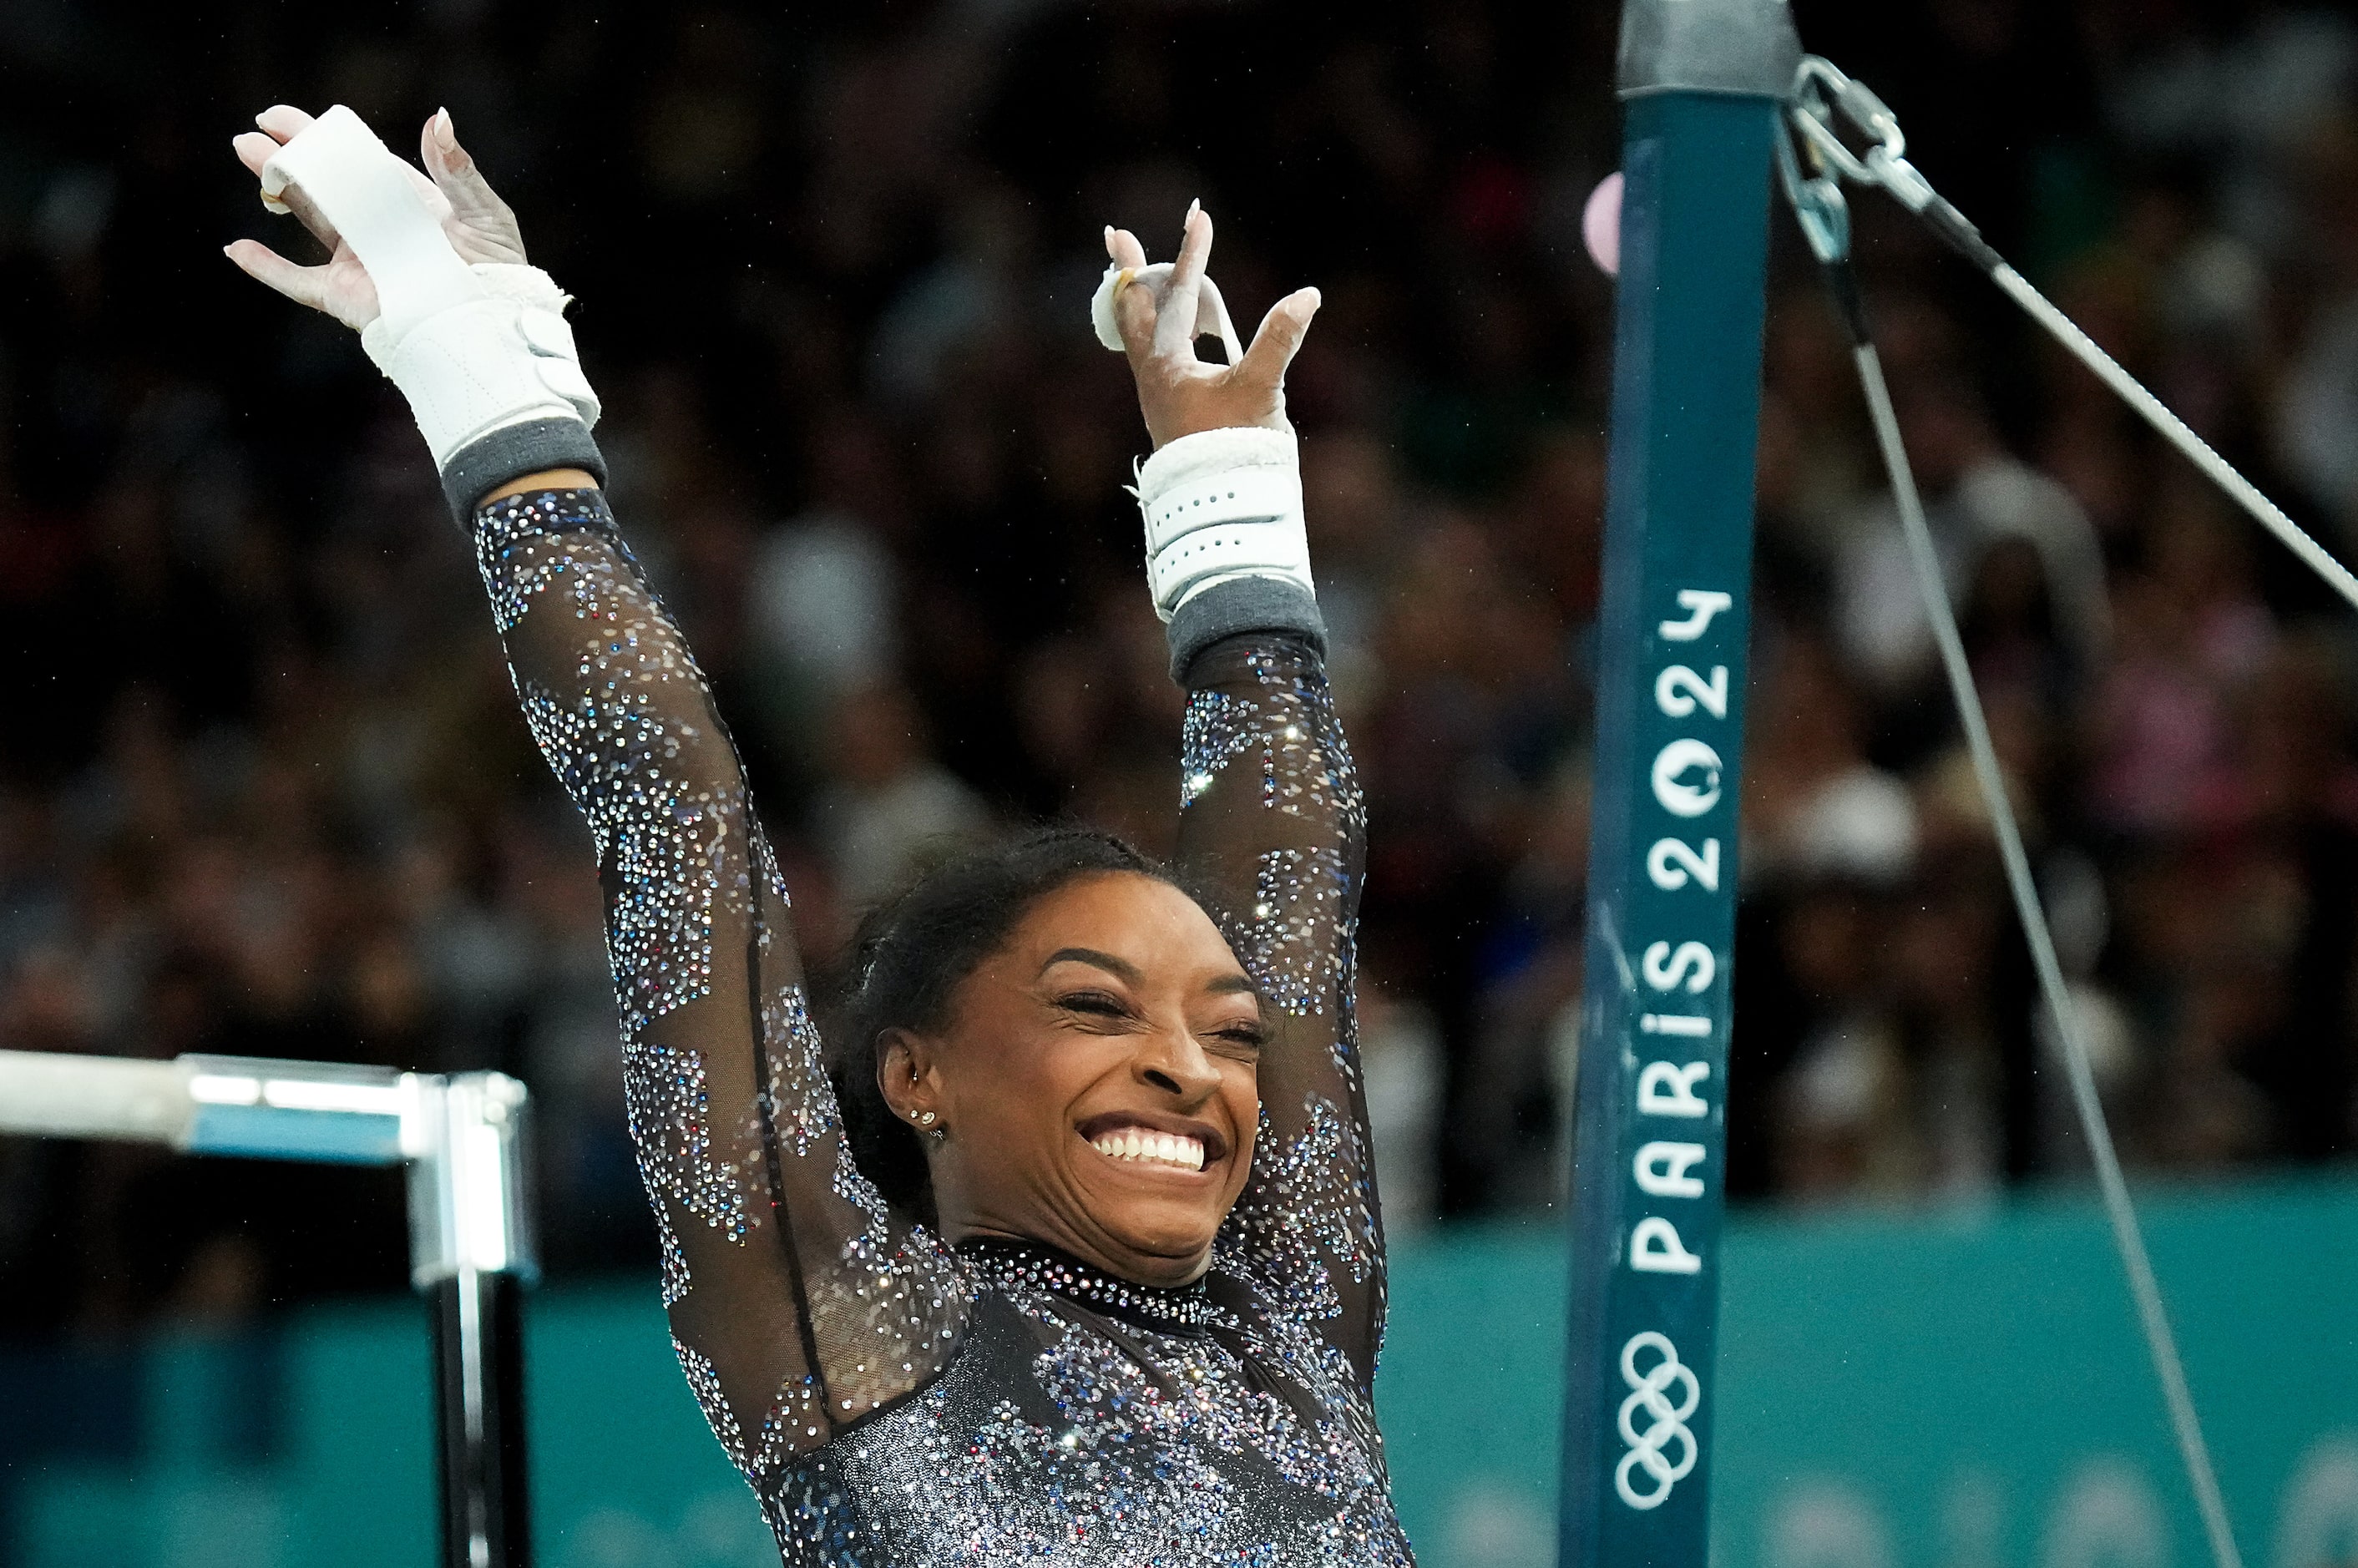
[1142,459,1300,552]
[357,263,602,443]
[361,296,590,466]
[1147,527,1315,614]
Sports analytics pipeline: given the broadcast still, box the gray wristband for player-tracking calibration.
[443,416,607,525]
[1166,574,1327,685]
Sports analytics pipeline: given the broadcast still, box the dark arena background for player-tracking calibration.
[4,2,2358,1565]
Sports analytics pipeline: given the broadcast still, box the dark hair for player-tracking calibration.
[827,827,1192,1220]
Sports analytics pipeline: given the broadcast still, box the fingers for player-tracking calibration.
[1112,283,1158,362]
[422,109,491,215]
[420,109,525,262]
[222,238,337,316]
[397,156,455,223]
[1235,286,1322,393]
[1152,202,1211,358]
[253,104,317,144]
[233,108,345,252]
[230,130,279,180]
[240,157,345,254]
[1105,225,1148,270]
[1103,228,1158,359]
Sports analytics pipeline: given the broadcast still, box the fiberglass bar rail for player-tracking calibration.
[1559,3,1797,1564]
[0,1047,538,1568]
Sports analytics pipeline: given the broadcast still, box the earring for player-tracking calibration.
[917,1110,937,1126]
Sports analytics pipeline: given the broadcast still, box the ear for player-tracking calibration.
[876,1028,945,1130]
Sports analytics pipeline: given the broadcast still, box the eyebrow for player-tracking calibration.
[1039,948,1263,1002]
[1040,948,1143,984]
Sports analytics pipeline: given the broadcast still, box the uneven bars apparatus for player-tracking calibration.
[0,1048,536,1568]
[1561,0,1795,1563]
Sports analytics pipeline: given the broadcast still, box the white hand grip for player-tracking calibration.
[261,105,481,336]
[258,107,599,482]
[1090,263,1245,364]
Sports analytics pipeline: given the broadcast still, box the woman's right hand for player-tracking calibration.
[1106,207,1320,449]
[225,105,524,331]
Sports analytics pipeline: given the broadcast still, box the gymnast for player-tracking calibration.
[225,103,1404,1565]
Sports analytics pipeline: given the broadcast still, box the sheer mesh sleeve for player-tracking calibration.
[471,488,968,1482]
[1181,634,1383,1389]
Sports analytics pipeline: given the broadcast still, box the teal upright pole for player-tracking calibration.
[1559,3,1795,1564]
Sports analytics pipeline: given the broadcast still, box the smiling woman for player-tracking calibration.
[830,836,1270,1277]
[225,100,1407,1566]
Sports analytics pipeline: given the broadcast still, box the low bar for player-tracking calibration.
[0,1047,538,1568]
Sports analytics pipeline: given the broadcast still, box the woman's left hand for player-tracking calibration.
[1106,207,1320,449]
[225,105,524,331]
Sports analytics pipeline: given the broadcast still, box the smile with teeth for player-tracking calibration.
[1089,1126,1207,1171]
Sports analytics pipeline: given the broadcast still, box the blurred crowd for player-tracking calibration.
[3,0,2358,1334]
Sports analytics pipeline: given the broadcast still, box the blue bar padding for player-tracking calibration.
[185,1104,406,1166]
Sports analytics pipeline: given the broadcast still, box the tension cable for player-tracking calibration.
[1777,65,2248,1568]
[1788,55,2358,615]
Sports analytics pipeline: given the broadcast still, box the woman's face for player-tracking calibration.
[882,872,1265,1286]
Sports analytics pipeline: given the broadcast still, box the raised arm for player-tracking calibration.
[1101,214,1384,1388]
[226,107,964,1485]
[1180,631,1378,1379]
[475,482,964,1466]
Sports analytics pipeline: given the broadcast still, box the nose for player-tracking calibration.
[1133,1020,1221,1103]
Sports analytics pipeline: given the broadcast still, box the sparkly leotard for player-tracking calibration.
[473,488,1410,1566]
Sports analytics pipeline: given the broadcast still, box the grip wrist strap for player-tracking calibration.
[1135,427,1313,620]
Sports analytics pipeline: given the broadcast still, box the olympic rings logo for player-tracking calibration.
[1614,1331,1700,1510]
